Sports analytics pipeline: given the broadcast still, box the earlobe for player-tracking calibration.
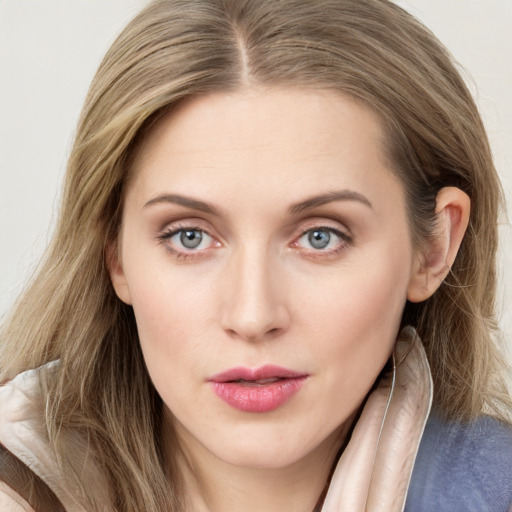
[407,187,470,303]
[106,240,133,305]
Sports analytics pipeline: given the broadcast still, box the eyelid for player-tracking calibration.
[290,221,353,257]
[298,224,351,240]
[293,216,352,240]
[156,220,222,258]
[294,226,351,246]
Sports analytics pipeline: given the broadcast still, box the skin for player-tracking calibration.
[109,87,469,512]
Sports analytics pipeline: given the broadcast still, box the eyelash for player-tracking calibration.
[156,223,352,260]
[156,223,218,259]
[292,226,352,258]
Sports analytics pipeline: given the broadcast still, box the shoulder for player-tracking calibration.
[0,366,50,510]
[0,365,108,512]
[406,410,512,512]
[0,364,66,508]
[0,362,57,419]
[0,364,53,462]
[0,482,35,512]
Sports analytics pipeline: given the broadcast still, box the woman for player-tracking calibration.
[0,0,511,511]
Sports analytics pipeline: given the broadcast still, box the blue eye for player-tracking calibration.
[178,229,204,249]
[161,228,215,252]
[297,228,348,251]
[308,230,331,249]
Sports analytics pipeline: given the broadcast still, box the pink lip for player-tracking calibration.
[208,365,308,413]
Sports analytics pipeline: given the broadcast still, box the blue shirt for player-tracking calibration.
[406,411,512,511]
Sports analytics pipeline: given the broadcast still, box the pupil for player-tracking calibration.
[180,230,202,249]
[308,230,330,249]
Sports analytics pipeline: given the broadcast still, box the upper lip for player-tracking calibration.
[208,365,308,383]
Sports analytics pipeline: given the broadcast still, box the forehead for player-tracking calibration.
[127,87,404,212]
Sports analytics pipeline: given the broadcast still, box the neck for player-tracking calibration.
[170,420,353,512]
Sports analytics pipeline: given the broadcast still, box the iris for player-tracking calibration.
[180,230,203,249]
[308,230,331,249]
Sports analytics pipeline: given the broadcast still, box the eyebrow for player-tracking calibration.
[143,194,220,215]
[289,190,373,214]
[143,189,372,216]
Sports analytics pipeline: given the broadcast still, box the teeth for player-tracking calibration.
[255,378,281,384]
[232,377,282,384]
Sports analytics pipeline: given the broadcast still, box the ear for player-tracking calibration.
[106,239,133,305]
[407,187,470,303]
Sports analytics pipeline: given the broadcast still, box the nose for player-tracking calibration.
[220,245,290,342]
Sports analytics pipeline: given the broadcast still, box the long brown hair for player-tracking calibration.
[1,0,509,510]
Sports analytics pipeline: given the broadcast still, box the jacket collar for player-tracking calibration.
[321,327,433,512]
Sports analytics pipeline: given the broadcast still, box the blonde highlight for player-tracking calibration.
[1,1,510,510]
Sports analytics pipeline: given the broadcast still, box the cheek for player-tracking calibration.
[120,240,217,364]
[301,246,411,393]
[299,247,410,338]
[130,278,213,359]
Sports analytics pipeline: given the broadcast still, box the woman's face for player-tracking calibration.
[111,87,422,470]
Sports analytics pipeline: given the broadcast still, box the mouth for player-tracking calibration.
[226,377,287,386]
[208,365,309,413]
[209,364,307,383]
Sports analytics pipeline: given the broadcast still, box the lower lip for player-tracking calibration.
[210,378,307,413]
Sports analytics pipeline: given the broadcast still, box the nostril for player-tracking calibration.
[224,326,282,342]
[220,294,290,342]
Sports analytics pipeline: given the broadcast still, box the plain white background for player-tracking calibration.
[0,1,511,373]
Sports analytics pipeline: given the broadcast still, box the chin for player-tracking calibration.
[205,420,345,471]
[215,441,312,470]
